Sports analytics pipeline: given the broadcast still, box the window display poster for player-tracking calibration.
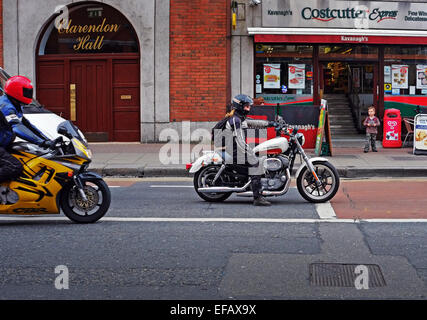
[392,65,408,89]
[416,65,427,89]
[288,64,305,89]
[263,64,281,89]
[384,66,391,83]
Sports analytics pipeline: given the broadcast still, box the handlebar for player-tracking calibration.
[270,120,298,137]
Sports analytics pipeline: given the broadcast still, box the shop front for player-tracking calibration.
[36,2,140,142]
[247,0,427,139]
[3,0,168,143]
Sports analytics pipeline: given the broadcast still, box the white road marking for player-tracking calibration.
[0,216,427,223]
[315,202,337,219]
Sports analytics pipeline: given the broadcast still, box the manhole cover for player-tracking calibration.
[309,263,386,287]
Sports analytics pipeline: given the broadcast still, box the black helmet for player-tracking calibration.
[232,94,253,116]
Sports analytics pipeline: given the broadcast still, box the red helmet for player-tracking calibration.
[4,75,33,105]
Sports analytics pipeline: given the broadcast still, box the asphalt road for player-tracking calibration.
[0,177,427,301]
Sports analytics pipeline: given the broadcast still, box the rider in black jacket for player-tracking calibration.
[219,94,273,206]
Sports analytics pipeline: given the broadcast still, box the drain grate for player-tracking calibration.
[309,263,386,287]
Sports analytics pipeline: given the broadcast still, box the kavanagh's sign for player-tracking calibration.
[263,0,427,30]
[57,18,121,51]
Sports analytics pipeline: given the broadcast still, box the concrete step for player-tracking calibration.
[329,115,354,120]
[327,100,350,104]
[331,129,360,134]
[323,93,347,100]
[328,104,350,112]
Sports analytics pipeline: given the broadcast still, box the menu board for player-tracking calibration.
[263,64,281,89]
[414,114,427,155]
[315,99,327,156]
[416,65,427,89]
[288,64,305,89]
[391,65,408,89]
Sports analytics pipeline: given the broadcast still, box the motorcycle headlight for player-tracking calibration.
[296,132,305,146]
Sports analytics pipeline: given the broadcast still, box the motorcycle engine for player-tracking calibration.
[261,156,289,191]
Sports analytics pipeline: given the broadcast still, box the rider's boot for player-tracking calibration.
[0,186,8,205]
[253,196,271,206]
[251,176,271,206]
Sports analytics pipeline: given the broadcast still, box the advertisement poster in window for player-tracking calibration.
[392,65,408,89]
[384,66,391,83]
[288,64,305,89]
[416,65,427,89]
[263,64,281,89]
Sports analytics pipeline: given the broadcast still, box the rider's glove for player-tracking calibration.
[40,139,56,150]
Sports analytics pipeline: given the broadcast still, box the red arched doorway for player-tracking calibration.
[36,2,140,142]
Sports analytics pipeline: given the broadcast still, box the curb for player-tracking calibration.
[89,166,427,178]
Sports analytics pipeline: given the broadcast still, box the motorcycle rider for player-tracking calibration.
[0,75,56,186]
[217,94,275,206]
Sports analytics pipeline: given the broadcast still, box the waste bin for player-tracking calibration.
[382,108,402,148]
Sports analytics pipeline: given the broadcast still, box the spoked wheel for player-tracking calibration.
[297,161,340,203]
[194,165,231,202]
[61,178,111,223]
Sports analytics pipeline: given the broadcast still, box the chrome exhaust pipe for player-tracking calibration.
[198,180,251,194]
[236,169,291,197]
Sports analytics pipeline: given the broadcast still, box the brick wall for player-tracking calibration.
[0,0,3,67]
[170,0,230,122]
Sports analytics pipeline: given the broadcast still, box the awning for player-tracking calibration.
[248,28,427,45]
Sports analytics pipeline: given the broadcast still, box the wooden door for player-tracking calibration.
[37,60,68,118]
[70,60,110,141]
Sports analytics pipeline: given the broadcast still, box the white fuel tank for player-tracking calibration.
[252,137,289,154]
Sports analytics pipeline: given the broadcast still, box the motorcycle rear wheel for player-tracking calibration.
[61,177,111,223]
[194,165,232,202]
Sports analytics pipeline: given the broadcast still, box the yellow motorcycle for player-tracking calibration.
[0,120,111,223]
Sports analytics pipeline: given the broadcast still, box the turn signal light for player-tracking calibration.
[67,171,74,177]
[186,163,192,170]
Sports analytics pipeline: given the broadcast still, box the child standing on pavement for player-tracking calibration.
[363,106,381,153]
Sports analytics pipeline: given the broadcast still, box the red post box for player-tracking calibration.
[382,108,402,148]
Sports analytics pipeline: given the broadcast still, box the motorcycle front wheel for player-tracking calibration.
[194,165,232,202]
[296,161,340,203]
[60,177,111,223]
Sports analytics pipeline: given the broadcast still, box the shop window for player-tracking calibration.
[384,45,427,117]
[384,46,427,96]
[255,45,313,106]
[38,2,139,55]
[319,45,378,60]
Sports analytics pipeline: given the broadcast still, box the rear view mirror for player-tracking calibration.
[57,122,72,139]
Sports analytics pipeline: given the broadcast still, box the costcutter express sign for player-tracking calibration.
[263,0,427,30]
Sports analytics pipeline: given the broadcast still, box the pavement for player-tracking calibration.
[87,136,427,178]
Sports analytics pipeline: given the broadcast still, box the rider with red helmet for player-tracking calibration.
[0,75,54,183]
